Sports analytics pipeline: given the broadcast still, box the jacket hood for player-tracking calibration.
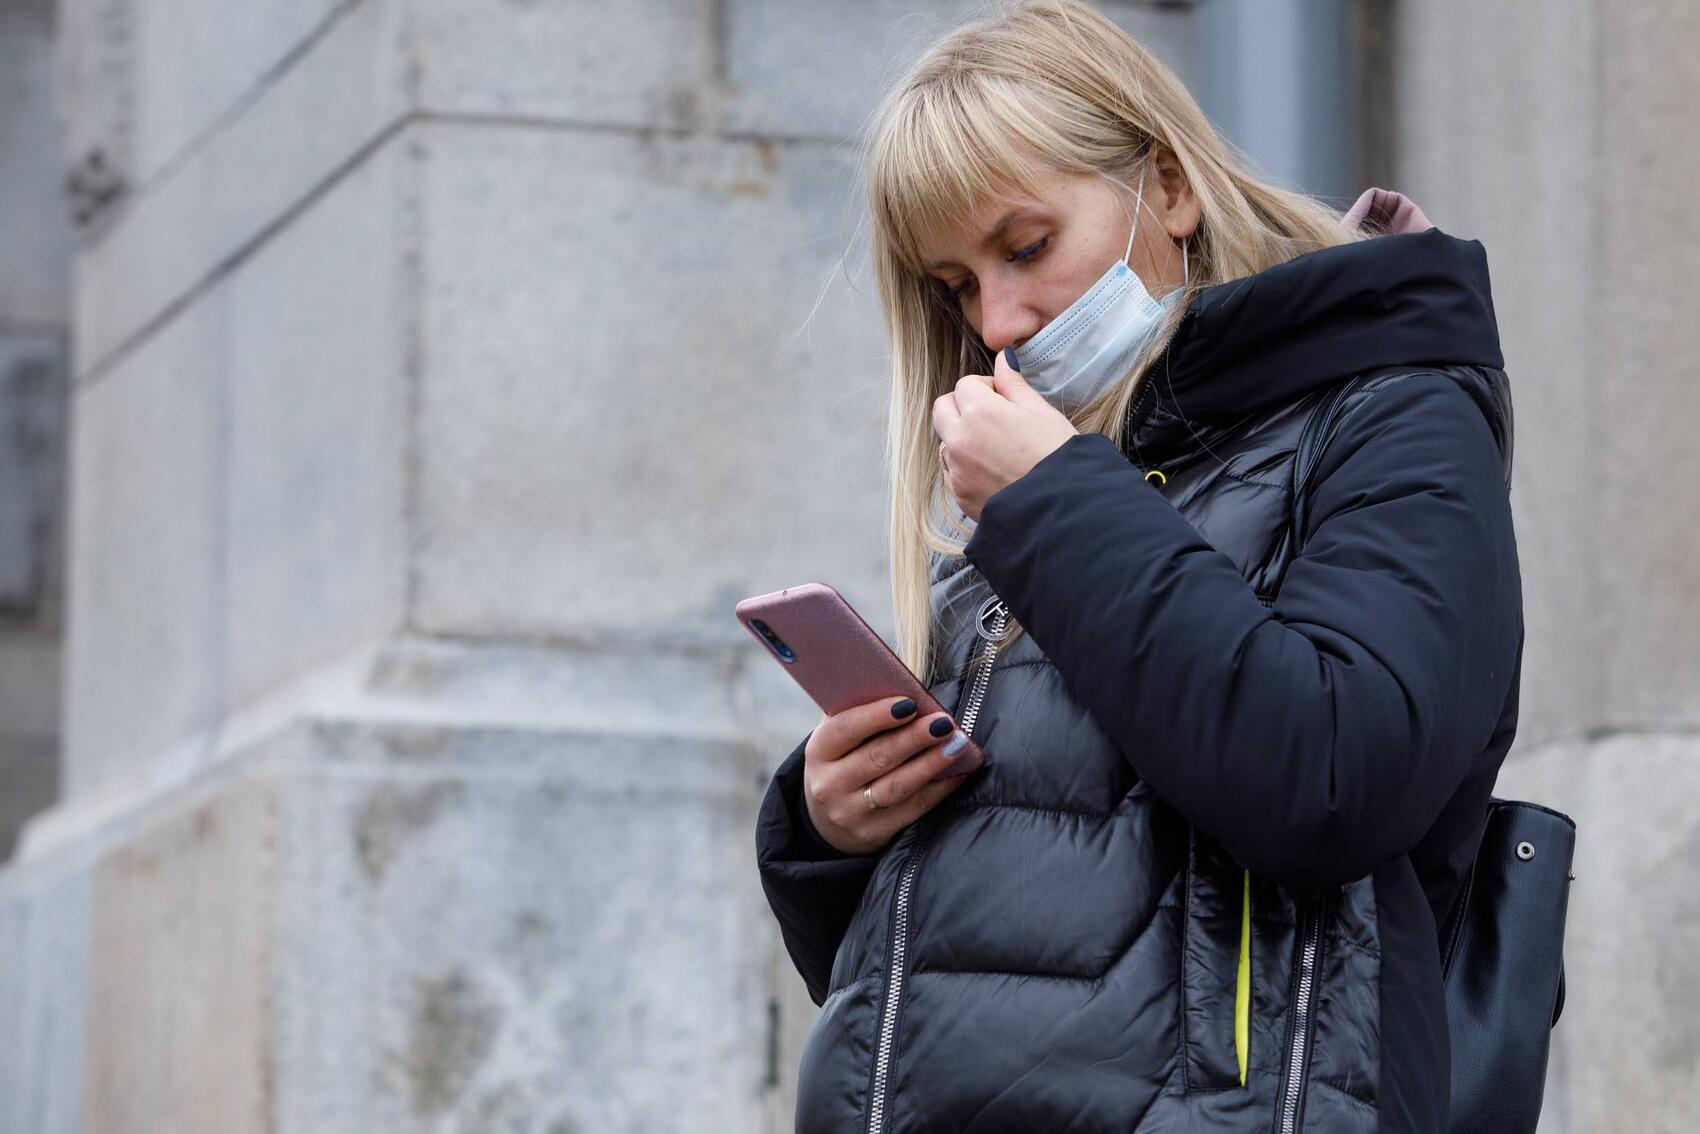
[1127,188,1507,459]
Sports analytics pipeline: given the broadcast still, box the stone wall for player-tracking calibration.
[1394,2,1700,1129]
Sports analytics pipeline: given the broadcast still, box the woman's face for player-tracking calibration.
[917,149,1199,355]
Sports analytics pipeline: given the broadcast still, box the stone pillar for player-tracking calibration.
[0,2,1200,1130]
[0,0,70,865]
[1395,1,1700,1129]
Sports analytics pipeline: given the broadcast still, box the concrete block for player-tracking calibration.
[128,0,345,187]
[63,284,225,797]
[264,716,766,1132]
[1593,0,1700,729]
[409,121,891,646]
[0,853,90,1134]
[411,0,719,131]
[410,0,1198,142]
[224,141,405,709]
[65,135,407,796]
[0,12,74,324]
[6,707,775,1130]
[1392,0,1603,749]
[1493,733,1700,1134]
[73,0,411,375]
[53,0,349,193]
[84,777,275,1134]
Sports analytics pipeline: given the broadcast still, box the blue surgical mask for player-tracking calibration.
[1008,170,1188,414]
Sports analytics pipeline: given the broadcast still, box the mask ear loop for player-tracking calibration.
[1123,168,1145,266]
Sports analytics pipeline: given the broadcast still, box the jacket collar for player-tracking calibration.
[1124,189,1505,460]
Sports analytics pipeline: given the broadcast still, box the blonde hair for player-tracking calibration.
[863,0,1367,681]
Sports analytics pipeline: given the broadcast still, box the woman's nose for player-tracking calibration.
[976,280,1042,354]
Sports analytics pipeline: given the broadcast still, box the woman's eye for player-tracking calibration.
[1008,235,1049,262]
[939,236,1048,304]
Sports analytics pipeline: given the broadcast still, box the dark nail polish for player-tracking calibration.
[891,698,917,719]
[929,716,955,738]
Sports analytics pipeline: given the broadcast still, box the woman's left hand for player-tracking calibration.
[934,349,1080,522]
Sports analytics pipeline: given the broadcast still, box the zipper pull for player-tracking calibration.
[976,595,1011,642]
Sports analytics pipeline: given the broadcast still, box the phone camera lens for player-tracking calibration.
[748,618,797,663]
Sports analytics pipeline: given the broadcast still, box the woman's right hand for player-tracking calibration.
[802,697,973,855]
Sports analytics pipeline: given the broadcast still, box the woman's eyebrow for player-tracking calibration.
[924,207,1046,269]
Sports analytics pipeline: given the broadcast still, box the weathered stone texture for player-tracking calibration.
[1494,734,1700,1133]
[85,781,275,1134]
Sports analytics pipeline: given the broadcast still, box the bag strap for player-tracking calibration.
[1287,367,1429,545]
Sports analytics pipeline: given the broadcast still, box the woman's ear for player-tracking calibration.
[1153,145,1201,240]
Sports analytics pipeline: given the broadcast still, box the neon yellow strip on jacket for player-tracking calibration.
[1236,868,1251,1085]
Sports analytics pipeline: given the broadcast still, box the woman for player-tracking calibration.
[755,3,1521,1131]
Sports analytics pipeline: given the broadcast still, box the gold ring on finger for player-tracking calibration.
[864,783,883,812]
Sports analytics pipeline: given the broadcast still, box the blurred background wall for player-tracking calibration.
[0,1,1694,1131]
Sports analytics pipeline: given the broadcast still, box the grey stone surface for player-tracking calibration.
[409,120,893,646]
[223,142,405,710]
[0,849,89,1134]
[8,707,773,1131]
[410,1,1197,142]
[269,716,766,1132]
[411,0,721,132]
[1494,734,1700,1134]
[52,0,138,227]
[126,0,346,189]
[64,143,406,798]
[84,777,275,1134]
[70,0,409,375]
[0,8,73,324]
[52,0,350,206]
[63,279,224,797]
[68,0,1199,381]
[1393,0,1603,753]
[1593,0,1700,728]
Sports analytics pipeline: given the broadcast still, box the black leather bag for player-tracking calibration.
[1289,370,1576,1133]
[1439,799,1576,1134]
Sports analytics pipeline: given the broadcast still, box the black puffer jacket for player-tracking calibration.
[756,200,1521,1133]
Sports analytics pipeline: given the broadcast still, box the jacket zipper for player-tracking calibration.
[957,595,1012,737]
[1275,894,1324,1134]
[866,594,1010,1134]
[865,830,930,1134]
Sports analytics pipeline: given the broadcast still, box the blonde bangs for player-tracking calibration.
[868,76,1076,275]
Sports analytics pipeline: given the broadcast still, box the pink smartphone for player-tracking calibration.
[734,582,985,781]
